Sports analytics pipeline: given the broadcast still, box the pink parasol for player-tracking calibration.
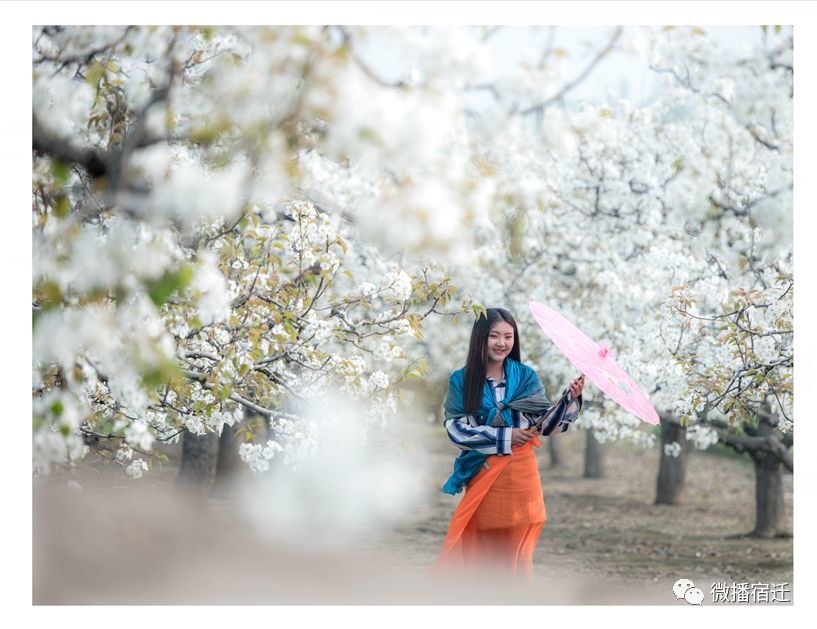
[528,300,659,426]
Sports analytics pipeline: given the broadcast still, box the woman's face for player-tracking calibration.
[486,320,514,363]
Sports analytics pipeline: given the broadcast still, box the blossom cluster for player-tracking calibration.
[31,25,792,483]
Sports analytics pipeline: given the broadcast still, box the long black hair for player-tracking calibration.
[462,307,521,414]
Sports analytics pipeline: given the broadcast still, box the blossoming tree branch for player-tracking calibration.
[32,25,792,537]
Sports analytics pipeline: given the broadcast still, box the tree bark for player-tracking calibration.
[708,406,791,538]
[748,415,786,538]
[583,428,604,478]
[211,421,243,497]
[750,452,784,538]
[211,409,270,496]
[548,433,564,468]
[655,413,687,505]
[175,429,221,495]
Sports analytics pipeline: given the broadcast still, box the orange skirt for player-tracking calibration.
[431,437,547,580]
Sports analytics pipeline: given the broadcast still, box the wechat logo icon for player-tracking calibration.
[673,578,704,605]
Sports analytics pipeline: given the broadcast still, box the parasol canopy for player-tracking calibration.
[529,300,659,425]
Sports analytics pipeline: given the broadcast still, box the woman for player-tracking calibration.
[432,307,584,580]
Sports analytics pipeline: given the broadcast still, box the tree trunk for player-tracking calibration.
[175,429,221,495]
[211,409,270,496]
[548,434,564,468]
[211,421,243,497]
[709,406,792,538]
[749,416,785,538]
[583,428,604,478]
[655,414,688,505]
[750,453,784,538]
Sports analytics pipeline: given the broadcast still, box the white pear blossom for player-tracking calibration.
[124,420,155,451]
[31,25,791,485]
[189,251,232,325]
[686,425,720,450]
[369,371,389,390]
[664,442,682,458]
[125,459,149,479]
[382,269,413,301]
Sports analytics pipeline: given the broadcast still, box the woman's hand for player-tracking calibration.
[569,375,585,399]
[511,428,537,447]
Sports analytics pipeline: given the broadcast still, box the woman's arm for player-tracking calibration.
[444,416,512,455]
[537,388,583,435]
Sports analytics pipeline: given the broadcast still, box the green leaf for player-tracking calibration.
[142,370,164,389]
[189,120,229,145]
[417,358,428,372]
[50,161,71,184]
[672,157,684,174]
[85,61,106,86]
[36,280,62,309]
[54,195,71,218]
[145,265,193,307]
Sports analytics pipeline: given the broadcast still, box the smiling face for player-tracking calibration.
[486,320,514,364]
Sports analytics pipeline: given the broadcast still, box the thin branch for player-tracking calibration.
[181,367,303,415]
[36,26,134,72]
[333,26,409,89]
[79,427,153,458]
[518,26,622,115]
[33,116,108,177]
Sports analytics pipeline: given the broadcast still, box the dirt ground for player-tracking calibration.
[343,420,794,604]
[33,419,793,605]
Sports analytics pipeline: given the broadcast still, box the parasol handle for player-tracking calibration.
[532,374,585,434]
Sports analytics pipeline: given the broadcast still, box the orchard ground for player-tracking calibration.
[357,421,794,595]
[33,419,793,605]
